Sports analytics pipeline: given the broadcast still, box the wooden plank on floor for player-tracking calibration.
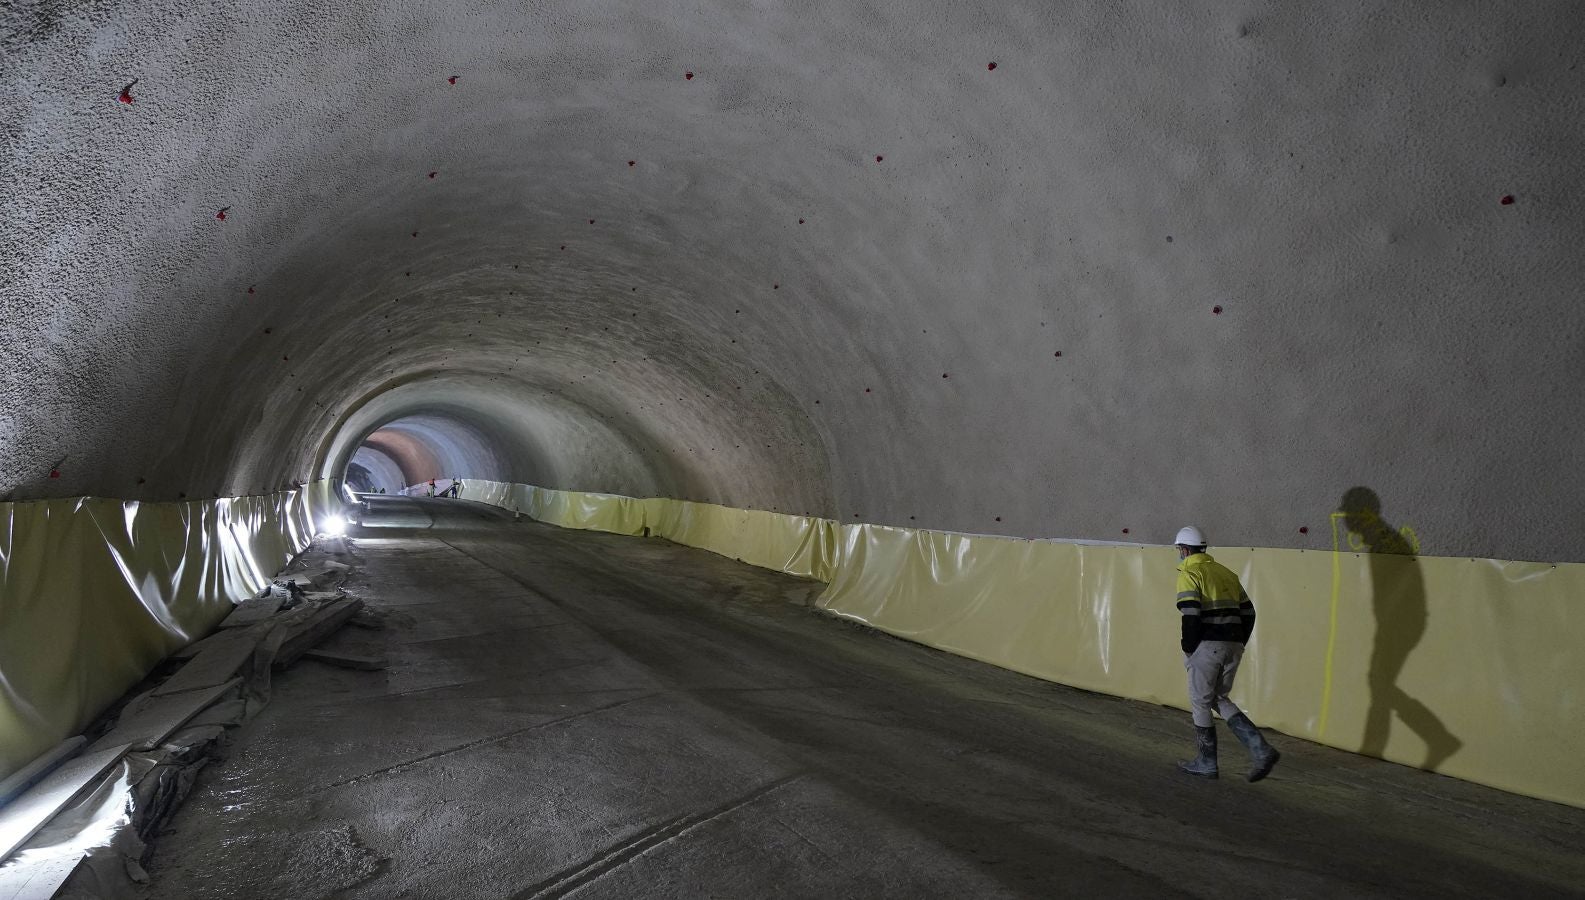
[217,595,284,629]
[275,599,364,669]
[275,562,349,589]
[0,744,130,864]
[0,850,82,900]
[86,678,241,753]
[152,629,260,697]
[301,650,387,671]
[0,740,85,809]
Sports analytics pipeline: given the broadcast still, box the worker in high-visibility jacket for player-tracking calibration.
[1173,526,1281,781]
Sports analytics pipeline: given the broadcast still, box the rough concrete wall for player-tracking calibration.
[3,2,1583,560]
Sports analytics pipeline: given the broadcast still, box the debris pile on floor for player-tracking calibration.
[0,555,379,900]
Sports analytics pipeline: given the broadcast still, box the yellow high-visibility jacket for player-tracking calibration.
[1175,552,1256,653]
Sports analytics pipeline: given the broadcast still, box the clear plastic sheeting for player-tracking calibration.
[451,479,1585,809]
[0,482,341,783]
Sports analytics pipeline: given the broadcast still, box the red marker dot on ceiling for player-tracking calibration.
[1054,351,1062,357]
[987,62,998,71]
[560,245,566,250]
[247,285,255,294]
[428,171,437,179]
[798,218,805,224]
[411,231,419,237]
[773,283,779,289]
[448,76,458,85]
[875,155,884,163]
[943,373,950,378]
[118,81,136,104]
[589,219,595,225]
[263,327,272,334]
[216,207,229,221]
[1122,528,1130,534]
[864,388,871,393]
[1500,194,1515,205]
[685,71,694,80]
[1299,526,1309,534]
[628,160,636,167]
[49,469,60,479]
[1212,305,1223,315]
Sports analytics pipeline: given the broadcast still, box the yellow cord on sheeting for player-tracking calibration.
[1320,512,1347,739]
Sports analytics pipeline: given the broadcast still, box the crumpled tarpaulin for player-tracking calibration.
[0,482,341,783]
[451,478,1585,809]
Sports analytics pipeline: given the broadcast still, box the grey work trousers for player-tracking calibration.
[1184,640,1245,728]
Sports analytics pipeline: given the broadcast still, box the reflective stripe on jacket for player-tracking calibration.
[1175,552,1256,651]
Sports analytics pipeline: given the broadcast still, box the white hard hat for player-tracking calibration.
[1174,526,1207,547]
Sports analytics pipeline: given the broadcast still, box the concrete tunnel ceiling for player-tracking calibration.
[3,2,1584,562]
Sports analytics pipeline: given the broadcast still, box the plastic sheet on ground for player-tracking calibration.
[452,478,1585,809]
[0,482,341,783]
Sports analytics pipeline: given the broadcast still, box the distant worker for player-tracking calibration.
[1173,525,1281,781]
[427,478,436,497]
[445,478,461,498]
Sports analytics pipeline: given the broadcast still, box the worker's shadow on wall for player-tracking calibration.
[1338,487,1461,771]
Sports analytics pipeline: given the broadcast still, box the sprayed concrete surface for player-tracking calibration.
[6,2,1585,561]
[141,498,1585,899]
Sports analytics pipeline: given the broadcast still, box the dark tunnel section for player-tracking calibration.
[344,461,380,493]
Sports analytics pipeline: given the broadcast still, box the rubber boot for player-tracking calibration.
[1227,713,1280,782]
[1177,725,1218,778]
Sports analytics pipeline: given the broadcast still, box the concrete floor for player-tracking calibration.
[143,497,1585,899]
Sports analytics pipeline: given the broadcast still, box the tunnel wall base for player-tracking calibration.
[0,482,341,783]
[452,479,1585,810]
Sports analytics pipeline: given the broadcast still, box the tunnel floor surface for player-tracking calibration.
[142,497,1585,899]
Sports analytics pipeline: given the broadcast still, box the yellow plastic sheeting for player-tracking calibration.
[639,500,840,580]
[824,532,1585,808]
[819,527,1183,707]
[452,480,1585,809]
[0,482,341,782]
[460,482,839,581]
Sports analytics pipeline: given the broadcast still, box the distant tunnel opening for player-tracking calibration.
[346,445,407,494]
[314,371,829,516]
[344,413,512,494]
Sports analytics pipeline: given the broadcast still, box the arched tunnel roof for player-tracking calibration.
[3,3,1583,561]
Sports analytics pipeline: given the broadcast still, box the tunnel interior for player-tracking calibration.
[5,0,1585,859]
